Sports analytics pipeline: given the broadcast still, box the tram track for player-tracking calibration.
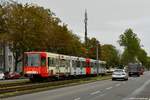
[0,75,111,98]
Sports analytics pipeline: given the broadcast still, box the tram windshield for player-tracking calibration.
[25,54,40,67]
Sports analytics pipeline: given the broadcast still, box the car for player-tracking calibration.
[106,68,115,73]
[112,69,128,81]
[139,67,144,75]
[0,71,5,80]
[5,72,21,79]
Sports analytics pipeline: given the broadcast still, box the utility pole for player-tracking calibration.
[84,9,88,47]
[96,41,99,60]
[96,41,99,76]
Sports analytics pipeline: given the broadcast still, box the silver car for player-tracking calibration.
[112,69,128,81]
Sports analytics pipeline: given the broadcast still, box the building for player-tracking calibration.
[0,43,15,72]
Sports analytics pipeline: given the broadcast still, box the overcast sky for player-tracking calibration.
[18,0,150,55]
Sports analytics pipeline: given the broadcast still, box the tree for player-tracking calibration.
[100,44,120,68]
[1,3,59,71]
[121,49,130,65]
[146,57,150,70]
[67,33,83,56]
[82,37,101,59]
[118,28,141,63]
[0,2,84,71]
[137,48,147,66]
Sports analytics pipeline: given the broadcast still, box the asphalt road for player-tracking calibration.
[3,71,150,100]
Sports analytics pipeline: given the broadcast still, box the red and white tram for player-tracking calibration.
[24,52,106,81]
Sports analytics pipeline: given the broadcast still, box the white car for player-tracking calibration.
[112,69,128,81]
[0,71,5,80]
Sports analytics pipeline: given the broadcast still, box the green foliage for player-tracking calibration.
[0,2,82,71]
[1,2,148,72]
[137,48,147,66]
[118,28,141,64]
[121,49,131,65]
[118,28,149,69]
[100,44,120,68]
[82,37,101,59]
[146,57,150,70]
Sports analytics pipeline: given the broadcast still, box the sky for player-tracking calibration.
[17,0,150,55]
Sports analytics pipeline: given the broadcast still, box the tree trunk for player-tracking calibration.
[14,59,18,72]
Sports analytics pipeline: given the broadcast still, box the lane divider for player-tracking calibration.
[90,90,101,95]
[106,87,113,90]
[74,97,80,100]
[115,84,120,87]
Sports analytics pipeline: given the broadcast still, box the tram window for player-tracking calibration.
[82,61,84,67]
[48,57,50,66]
[93,63,95,67]
[51,58,54,65]
[55,59,59,67]
[60,59,68,67]
[24,54,28,66]
[86,62,89,67]
[91,62,93,67]
[48,57,56,67]
[65,60,69,67]
[77,61,80,67]
[41,57,46,66]
[81,61,83,67]
[53,58,57,67]
[82,61,86,67]
[53,58,55,66]
[72,60,76,68]
[95,63,98,68]
[27,54,40,66]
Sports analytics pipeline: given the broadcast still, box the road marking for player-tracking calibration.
[115,84,120,87]
[123,80,150,100]
[128,97,150,100]
[74,97,80,100]
[133,78,137,80]
[131,78,137,80]
[90,90,100,95]
[106,87,113,90]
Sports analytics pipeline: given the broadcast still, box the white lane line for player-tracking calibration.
[115,84,120,87]
[90,90,100,95]
[131,78,137,80]
[106,87,113,90]
[123,80,150,100]
[74,97,80,100]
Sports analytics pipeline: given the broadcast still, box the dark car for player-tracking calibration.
[128,63,141,77]
[139,67,144,75]
[5,72,21,79]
